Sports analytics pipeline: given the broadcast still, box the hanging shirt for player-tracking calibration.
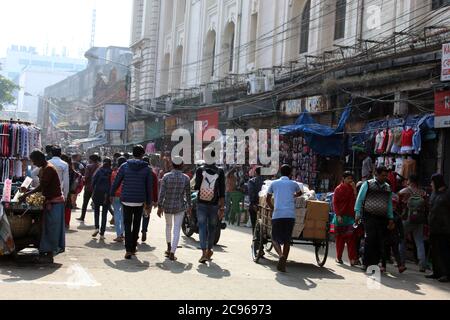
[391,127,403,154]
[386,129,394,154]
[374,131,386,154]
[400,128,414,154]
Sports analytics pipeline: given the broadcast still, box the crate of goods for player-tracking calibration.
[259,195,267,208]
[302,200,329,240]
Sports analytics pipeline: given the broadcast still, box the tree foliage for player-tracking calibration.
[0,75,19,110]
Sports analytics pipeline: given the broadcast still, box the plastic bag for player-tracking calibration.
[0,205,15,256]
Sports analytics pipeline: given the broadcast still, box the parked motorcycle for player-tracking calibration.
[181,191,227,245]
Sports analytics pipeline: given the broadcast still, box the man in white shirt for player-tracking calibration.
[361,152,374,181]
[48,146,70,200]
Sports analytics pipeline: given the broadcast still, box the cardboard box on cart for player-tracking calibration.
[302,200,329,239]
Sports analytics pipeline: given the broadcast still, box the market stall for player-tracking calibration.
[0,120,44,255]
[279,106,351,193]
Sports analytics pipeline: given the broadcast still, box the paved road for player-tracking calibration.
[0,204,449,300]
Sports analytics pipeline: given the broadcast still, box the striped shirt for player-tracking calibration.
[158,169,191,214]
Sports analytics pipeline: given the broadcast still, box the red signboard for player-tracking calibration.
[196,108,219,141]
[435,90,450,128]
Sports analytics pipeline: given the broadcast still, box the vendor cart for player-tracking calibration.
[1,201,43,254]
[251,205,330,267]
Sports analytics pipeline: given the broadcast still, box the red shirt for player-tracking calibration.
[401,128,414,147]
[110,169,122,197]
[333,183,356,217]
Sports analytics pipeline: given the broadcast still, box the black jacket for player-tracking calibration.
[429,190,450,235]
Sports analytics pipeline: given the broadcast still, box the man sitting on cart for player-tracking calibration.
[266,165,303,272]
[20,150,65,264]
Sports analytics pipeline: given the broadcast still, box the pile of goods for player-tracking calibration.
[258,180,330,239]
[26,193,45,207]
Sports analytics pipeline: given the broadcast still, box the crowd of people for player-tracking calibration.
[17,144,450,283]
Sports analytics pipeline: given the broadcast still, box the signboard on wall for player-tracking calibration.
[128,120,145,142]
[196,108,219,141]
[104,104,127,131]
[280,96,328,115]
[435,90,450,128]
[442,43,450,82]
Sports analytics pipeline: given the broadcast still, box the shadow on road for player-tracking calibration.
[181,235,228,253]
[196,261,231,279]
[137,243,156,252]
[255,258,344,290]
[76,223,96,231]
[103,258,150,272]
[0,254,62,282]
[84,239,125,251]
[155,260,193,274]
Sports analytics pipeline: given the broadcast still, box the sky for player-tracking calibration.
[0,0,132,59]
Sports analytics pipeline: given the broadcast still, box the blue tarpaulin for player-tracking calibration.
[280,106,352,156]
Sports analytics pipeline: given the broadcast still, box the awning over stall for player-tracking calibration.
[280,105,351,156]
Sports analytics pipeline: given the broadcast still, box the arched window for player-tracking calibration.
[299,0,311,54]
[334,0,346,40]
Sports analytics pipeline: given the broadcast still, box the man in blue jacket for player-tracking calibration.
[110,145,153,259]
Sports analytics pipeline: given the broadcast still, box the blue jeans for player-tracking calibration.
[142,215,150,233]
[400,222,427,269]
[94,203,109,235]
[197,203,219,250]
[112,197,124,237]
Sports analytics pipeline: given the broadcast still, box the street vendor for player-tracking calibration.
[19,150,65,264]
[266,165,303,272]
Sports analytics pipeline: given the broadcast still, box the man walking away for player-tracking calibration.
[141,156,159,242]
[92,157,113,240]
[157,156,192,261]
[398,174,428,272]
[111,156,127,242]
[77,154,101,222]
[194,149,225,264]
[20,150,65,264]
[48,146,70,202]
[332,171,359,266]
[248,167,265,233]
[266,165,303,272]
[355,166,395,272]
[110,145,153,259]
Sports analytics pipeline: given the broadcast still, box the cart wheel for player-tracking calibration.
[264,242,273,253]
[181,213,195,237]
[315,239,329,267]
[251,220,264,263]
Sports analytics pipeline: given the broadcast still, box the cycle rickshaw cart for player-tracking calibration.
[251,203,330,267]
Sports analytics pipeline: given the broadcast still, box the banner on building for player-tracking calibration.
[128,120,145,142]
[165,117,178,136]
[442,43,450,82]
[104,104,127,131]
[88,121,98,137]
[146,119,164,140]
[435,90,450,128]
[196,108,219,141]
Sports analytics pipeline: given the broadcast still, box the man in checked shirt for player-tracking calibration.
[157,156,192,261]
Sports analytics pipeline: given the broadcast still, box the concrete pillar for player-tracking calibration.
[394,91,408,116]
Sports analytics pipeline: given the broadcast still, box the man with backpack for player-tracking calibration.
[398,174,428,272]
[193,149,226,264]
[355,166,395,272]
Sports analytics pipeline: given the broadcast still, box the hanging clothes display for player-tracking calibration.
[280,135,318,189]
[0,121,41,182]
